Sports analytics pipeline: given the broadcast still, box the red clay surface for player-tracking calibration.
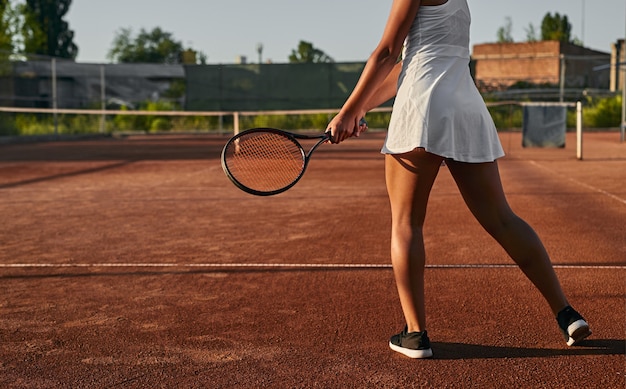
[0,131,624,388]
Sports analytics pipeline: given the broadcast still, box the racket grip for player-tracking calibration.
[326,118,367,143]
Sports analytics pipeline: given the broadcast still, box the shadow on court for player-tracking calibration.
[0,135,226,161]
[0,160,138,189]
[432,339,625,360]
[0,266,393,279]
[0,133,384,162]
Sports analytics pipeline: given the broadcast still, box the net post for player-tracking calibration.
[622,8,626,142]
[233,111,240,135]
[559,54,566,103]
[99,65,106,133]
[619,55,626,142]
[576,101,583,160]
[51,58,58,137]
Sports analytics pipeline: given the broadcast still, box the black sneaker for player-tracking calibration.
[556,306,591,346]
[389,326,433,359]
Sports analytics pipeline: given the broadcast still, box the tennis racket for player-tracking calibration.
[221,128,329,196]
[221,120,365,196]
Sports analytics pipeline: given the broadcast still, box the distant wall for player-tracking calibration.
[7,61,185,109]
[184,62,368,111]
[0,45,615,112]
[472,41,610,91]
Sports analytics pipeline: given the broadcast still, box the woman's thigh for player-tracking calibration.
[385,149,444,227]
[445,159,515,233]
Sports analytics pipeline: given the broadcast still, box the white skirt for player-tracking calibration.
[382,53,505,163]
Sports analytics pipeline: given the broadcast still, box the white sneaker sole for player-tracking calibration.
[566,319,591,346]
[389,342,433,359]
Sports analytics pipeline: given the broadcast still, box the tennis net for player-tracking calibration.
[0,106,394,138]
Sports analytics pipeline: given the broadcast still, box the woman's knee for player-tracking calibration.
[475,208,521,240]
[392,218,425,239]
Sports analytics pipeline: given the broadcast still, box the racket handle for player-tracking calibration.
[326,118,368,143]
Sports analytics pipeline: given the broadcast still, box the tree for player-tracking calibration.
[0,0,14,54]
[496,17,514,43]
[540,12,572,43]
[288,40,333,63]
[524,23,538,42]
[0,0,15,76]
[21,0,77,59]
[108,27,206,64]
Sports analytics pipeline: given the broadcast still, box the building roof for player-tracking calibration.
[13,61,185,79]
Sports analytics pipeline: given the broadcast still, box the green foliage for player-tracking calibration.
[5,95,620,137]
[238,111,394,132]
[541,12,572,43]
[240,113,330,130]
[112,105,145,132]
[111,101,220,133]
[3,99,222,135]
[0,6,12,76]
[161,79,185,99]
[8,112,101,135]
[524,23,538,42]
[112,101,170,133]
[0,0,15,53]
[14,113,49,134]
[167,115,219,132]
[362,111,392,129]
[149,118,170,132]
[582,95,622,128]
[289,41,333,63]
[22,0,77,59]
[108,27,185,64]
[0,112,17,135]
[487,104,523,129]
[496,17,514,43]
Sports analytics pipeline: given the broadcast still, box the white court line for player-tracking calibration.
[0,263,623,270]
[528,160,626,206]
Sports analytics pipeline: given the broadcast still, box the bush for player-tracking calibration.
[0,114,17,136]
[582,95,622,128]
[364,111,392,129]
[238,113,330,131]
[172,115,220,132]
[487,104,523,129]
[14,114,52,135]
[9,94,618,136]
[112,106,146,132]
[112,101,176,132]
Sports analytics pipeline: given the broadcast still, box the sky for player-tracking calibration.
[65,0,626,64]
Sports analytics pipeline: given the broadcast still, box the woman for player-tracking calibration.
[326,0,590,359]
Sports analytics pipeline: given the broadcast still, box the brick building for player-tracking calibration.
[471,41,610,93]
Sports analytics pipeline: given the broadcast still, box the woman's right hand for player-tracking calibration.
[326,112,367,144]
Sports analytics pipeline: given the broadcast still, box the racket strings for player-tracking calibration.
[225,132,305,192]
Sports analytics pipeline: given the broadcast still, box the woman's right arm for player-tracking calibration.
[363,61,402,112]
[326,0,420,143]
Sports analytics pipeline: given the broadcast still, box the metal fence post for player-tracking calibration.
[51,58,58,136]
[100,65,106,133]
[576,101,583,160]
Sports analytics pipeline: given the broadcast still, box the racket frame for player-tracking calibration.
[221,128,330,196]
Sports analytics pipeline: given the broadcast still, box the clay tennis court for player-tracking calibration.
[0,131,624,388]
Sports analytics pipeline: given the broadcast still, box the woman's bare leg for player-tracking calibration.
[385,149,444,332]
[445,159,569,315]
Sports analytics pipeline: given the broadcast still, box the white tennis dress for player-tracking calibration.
[382,0,504,162]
